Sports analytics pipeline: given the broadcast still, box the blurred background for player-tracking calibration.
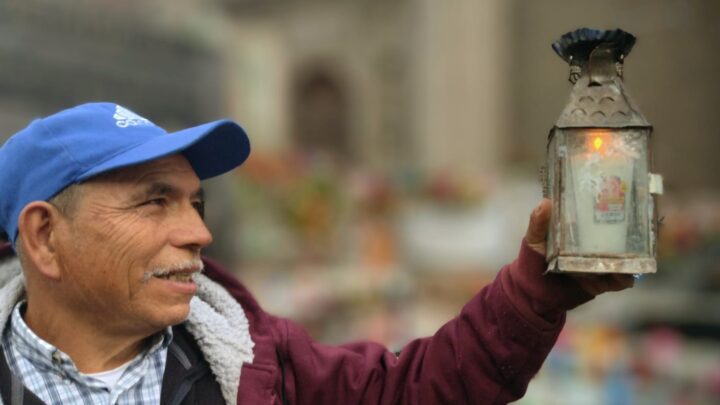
[1,0,719,403]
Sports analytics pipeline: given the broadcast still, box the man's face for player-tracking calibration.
[52,154,213,335]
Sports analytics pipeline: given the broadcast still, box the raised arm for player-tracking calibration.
[273,199,634,404]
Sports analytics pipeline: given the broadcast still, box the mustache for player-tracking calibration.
[142,259,204,283]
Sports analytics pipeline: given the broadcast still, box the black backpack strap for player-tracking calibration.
[160,324,224,405]
[0,347,13,404]
[10,374,25,405]
[0,347,45,405]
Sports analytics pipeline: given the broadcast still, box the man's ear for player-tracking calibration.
[17,201,64,280]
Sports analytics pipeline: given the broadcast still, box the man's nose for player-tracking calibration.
[169,204,213,250]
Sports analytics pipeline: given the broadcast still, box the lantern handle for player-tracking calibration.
[588,43,623,85]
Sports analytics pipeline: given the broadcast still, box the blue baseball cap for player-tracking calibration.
[0,102,251,246]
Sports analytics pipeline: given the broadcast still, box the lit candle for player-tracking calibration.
[570,131,634,254]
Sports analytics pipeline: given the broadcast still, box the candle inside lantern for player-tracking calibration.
[569,131,634,254]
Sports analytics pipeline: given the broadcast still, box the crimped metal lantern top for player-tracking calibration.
[552,28,636,66]
[552,28,650,129]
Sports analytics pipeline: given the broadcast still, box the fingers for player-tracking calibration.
[609,274,636,291]
[573,274,635,296]
[525,198,552,255]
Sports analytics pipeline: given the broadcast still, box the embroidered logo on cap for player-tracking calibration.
[114,105,152,128]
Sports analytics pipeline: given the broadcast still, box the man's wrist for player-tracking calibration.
[500,239,594,329]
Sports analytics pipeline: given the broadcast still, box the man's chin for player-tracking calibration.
[154,303,192,328]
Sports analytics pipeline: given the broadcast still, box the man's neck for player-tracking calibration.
[22,301,153,373]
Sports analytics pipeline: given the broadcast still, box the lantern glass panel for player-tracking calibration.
[559,128,650,256]
[546,132,557,255]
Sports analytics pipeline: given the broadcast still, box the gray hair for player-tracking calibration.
[48,183,83,217]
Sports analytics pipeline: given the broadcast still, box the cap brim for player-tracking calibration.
[78,120,250,181]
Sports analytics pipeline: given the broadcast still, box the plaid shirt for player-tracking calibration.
[1,301,172,405]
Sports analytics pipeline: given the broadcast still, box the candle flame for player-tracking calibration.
[593,136,603,151]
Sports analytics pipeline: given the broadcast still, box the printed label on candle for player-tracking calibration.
[594,175,626,223]
[570,151,633,253]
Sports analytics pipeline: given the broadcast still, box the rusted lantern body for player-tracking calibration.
[544,28,663,274]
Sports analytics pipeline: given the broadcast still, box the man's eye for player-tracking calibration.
[144,198,167,207]
[192,200,205,219]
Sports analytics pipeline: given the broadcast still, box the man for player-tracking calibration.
[0,102,633,404]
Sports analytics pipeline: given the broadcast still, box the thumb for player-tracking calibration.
[525,198,552,255]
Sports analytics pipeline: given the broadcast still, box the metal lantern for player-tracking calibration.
[544,28,663,274]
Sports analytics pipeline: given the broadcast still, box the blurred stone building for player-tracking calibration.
[1,0,719,256]
[2,0,718,184]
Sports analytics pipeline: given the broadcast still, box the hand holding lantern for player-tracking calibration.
[527,198,636,295]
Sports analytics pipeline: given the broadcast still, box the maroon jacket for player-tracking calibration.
[0,240,591,404]
[202,240,592,404]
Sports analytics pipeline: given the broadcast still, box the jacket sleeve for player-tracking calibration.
[277,239,593,405]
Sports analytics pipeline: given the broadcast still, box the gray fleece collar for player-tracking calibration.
[187,273,255,404]
[0,258,24,337]
[0,258,254,405]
